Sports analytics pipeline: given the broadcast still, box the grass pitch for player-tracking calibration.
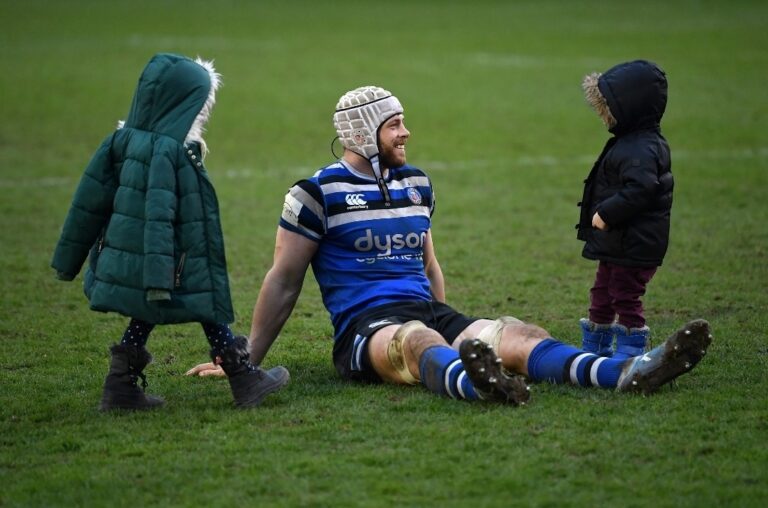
[1,1,767,506]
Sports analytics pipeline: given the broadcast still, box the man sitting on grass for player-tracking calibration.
[187,85,711,405]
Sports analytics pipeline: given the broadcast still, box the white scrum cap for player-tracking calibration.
[333,86,403,160]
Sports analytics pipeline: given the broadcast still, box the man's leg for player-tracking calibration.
[366,323,482,400]
[461,319,626,388]
[469,317,712,393]
[449,319,531,405]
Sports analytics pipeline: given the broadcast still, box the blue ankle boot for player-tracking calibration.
[612,324,650,360]
[579,318,614,357]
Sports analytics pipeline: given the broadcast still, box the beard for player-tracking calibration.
[379,143,406,169]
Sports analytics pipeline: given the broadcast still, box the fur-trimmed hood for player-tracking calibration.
[583,60,667,136]
[51,53,234,325]
[120,53,221,155]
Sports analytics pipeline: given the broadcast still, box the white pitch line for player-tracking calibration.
[2,147,765,189]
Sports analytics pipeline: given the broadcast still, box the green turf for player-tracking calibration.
[1,0,767,506]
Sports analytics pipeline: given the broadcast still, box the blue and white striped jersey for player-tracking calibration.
[280,160,435,339]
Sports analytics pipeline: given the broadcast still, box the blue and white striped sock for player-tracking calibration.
[419,345,479,400]
[527,338,626,388]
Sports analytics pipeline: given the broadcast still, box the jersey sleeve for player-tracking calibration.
[279,179,326,241]
[428,175,436,217]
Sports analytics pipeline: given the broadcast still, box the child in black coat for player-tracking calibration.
[576,60,673,359]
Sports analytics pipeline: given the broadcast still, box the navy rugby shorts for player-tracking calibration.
[332,300,478,383]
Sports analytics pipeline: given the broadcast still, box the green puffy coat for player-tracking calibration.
[51,53,234,324]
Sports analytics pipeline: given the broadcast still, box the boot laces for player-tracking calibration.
[213,339,261,375]
[128,365,149,390]
[234,348,261,374]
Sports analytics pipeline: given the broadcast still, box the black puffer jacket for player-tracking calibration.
[577,60,673,267]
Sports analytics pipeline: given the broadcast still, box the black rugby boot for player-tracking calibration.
[459,339,531,405]
[617,319,712,394]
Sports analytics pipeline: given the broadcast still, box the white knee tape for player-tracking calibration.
[476,316,523,353]
[386,320,426,385]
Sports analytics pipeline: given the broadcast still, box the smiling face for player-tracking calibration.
[377,114,410,169]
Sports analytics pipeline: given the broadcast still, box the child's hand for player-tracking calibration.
[592,212,609,231]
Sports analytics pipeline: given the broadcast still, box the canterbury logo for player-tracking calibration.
[345,193,367,207]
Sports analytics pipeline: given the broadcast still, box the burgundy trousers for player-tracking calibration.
[588,261,657,329]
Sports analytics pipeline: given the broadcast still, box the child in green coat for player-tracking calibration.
[52,53,288,410]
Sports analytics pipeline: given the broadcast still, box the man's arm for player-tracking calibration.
[422,229,445,303]
[248,227,318,364]
[185,227,316,377]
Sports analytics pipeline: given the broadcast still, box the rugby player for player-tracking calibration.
[187,86,711,404]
